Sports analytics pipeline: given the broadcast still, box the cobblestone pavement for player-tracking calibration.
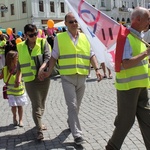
[0,69,146,150]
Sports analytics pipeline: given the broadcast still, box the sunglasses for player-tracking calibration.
[27,31,38,38]
[68,20,78,24]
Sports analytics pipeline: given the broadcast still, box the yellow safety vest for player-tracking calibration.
[17,38,46,82]
[3,66,25,96]
[57,32,90,75]
[0,40,6,54]
[115,33,149,90]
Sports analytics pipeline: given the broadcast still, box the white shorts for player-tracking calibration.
[8,93,28,107]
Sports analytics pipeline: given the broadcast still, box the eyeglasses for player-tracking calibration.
[68,20,78,24]
[27,31,38,38]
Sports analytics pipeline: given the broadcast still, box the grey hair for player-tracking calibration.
[131,7,149,20]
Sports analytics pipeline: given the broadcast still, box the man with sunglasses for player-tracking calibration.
[39,12,102,145]
[16,24,51,140]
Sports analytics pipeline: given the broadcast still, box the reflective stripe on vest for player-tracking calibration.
[0,40,6,54]
[17,38,46,82]
[57,32,90,75]
[3,66,25,96]
[115,34,149,90]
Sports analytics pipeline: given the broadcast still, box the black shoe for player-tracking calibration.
[74,137,85,145]
[37,132,44,141]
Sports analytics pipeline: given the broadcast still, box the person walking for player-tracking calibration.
[16,24,51,140]
[100,62,112,79]
[0,51,28,127]
[39,12,102,145]
[106,7,150,150]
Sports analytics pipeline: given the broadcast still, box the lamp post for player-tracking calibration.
[0,4,8,12]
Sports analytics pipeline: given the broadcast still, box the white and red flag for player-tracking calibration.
[65,0,130,71]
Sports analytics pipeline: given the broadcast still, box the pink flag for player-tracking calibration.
[115,25,130,72]
[65,0,122,71]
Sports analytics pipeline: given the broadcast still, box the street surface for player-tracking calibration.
[0,69,146,150]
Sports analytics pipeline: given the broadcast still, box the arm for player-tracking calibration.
[38,36,59,81]
[122,48,150,69]
[38,56,57,81]
[90,55,102,82]
[15,63,22,87]
[39,40,51,71]
[38,40,51,77]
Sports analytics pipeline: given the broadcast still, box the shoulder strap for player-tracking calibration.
[5,67,15,85]
[5,52,17,84]
[41,39,44,54]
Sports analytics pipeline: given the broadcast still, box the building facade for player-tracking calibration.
[0,0,149,33]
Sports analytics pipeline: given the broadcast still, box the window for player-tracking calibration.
[132,2,135,9]
[121,1,124,7]
[39,0,44,12]
[148,3,150,9]
[60,2,65,13]
[1,11,4,17]
[10,4,15,15]
[22,1,26,13]
[127,18,130,23]
[101,0,105,7]
[113,0,116,8]
[50,1,55,12]
[122,18,125,22]
[117,17,120,22]
[124,1,126,7]
[126,2,129,8]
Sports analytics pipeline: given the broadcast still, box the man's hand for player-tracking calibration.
[95,69,102,82]
[38,68,51,81]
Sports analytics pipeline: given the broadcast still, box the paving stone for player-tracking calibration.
[0,70,146,150]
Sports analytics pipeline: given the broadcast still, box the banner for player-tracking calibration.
[65,0,121,70]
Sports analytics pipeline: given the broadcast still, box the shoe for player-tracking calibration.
[37,132,44,140]
[13,120,18,126]
[103,75,107,79]
[74,137,85,145]
[108,76,113,79]
[105,144,115,150]
[87,74,91,78]
[41,124,47,130]
[19,122,24,127]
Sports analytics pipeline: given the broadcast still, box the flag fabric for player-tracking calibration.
[115,25,130,72]
[65,0,122,71]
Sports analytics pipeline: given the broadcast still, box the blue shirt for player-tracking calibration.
[122,27,143,60]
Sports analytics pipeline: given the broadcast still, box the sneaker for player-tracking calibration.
[74,137,85,145]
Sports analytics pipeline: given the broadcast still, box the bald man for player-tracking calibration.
[106,7,150,150]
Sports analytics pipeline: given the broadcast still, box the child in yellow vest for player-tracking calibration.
[0,50,28,127]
